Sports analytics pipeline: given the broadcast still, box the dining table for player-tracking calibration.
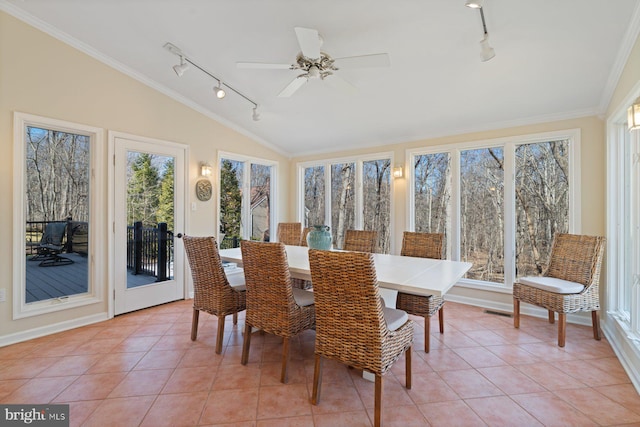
[218,244,472,297]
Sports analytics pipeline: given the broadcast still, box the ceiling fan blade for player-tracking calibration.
[333,53,390,69]
[324,74,358,95]
[294,27,321,59]
[278,76,308,97]
[237,62,292,69]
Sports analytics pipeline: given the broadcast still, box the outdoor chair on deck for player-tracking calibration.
[182,235,246,354]
[513,233,605,347]
[30,221,74,267]
[240,240,315,383]
[395,232,445,353]
[343,229,378,253]
[308,249,413,427]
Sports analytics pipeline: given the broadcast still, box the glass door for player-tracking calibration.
[113,136,185,315]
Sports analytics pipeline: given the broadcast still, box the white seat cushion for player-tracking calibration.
[292,288,315,307]
[227,271,246,292]
[383,307,409,331]
[518,276,584,294]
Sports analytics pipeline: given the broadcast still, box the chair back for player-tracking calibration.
[182,235,239,315]
[308,249,388,372]
[41,222,67,247]
[545,233,605,286]
[401,232,444,259]
[277,222,302,246]
[343,229,378,253]
[300,227,311,247]
[240,240,299,333]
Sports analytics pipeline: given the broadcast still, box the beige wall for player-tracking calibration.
[0,12,289,337]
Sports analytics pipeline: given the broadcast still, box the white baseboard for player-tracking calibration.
[602,317,640,393]
[0,312,109,347]
[445,292,594,326]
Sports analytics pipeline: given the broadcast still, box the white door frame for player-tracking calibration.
[108,131,188,317]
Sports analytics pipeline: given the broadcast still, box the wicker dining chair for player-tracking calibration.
[343,229,378,252]
[513,233,605,347]
[308,249,413,427]
[300,227,311,247]
[240,240,316,383]
[182,235,247,354]
[277,222,303,246]
[395,232,445,353]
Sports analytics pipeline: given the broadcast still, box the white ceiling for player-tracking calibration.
[2,0,639,157]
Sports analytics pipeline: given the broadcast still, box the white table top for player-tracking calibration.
[219,245,472,297]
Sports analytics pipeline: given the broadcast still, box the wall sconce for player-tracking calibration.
[628,97,640,131]
[393,166,404,179]
[200,162,213,177]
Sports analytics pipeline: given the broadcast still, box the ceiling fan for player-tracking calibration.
[237,27,390,97]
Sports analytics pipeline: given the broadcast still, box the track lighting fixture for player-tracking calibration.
[173,56,190,77]
[480,33,495,62]
[164,42,260,121]
[213,81,226,99]
[467,2,495,62]
[252,106,261,121]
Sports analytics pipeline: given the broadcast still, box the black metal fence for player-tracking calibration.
[219,235,240,249]
[126,221,173,281]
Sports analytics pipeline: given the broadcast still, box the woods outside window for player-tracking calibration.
[409,129,580,288]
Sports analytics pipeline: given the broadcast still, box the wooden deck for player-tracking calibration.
[25,253,157,303]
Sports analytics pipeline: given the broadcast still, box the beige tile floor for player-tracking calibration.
[1,300,639,426]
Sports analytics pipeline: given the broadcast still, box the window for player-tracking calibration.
[607,109,640,340]
[13,113,103,318]
[218,153,276,247]
[409,130,579,287]
[299,153,393,253]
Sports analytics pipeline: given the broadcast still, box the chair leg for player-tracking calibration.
[281,337,290,383]
[405,346,412,390]
[191,309,200,341]
[216,315,226,354]
[312,354,323,405]
[439,306,445,334]
[548,310,555,324]
[424,315,430,353]
[374,374,383,427]
[513,298,520,328]
[558,313,566,347]
[233,312,238,325]
[241,322,252,364]
[592,311,602,340]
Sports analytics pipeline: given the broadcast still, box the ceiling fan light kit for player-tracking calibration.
[237,27,390,97]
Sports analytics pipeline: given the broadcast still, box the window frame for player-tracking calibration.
[296,151,396,253]
[216,151,278,243]
[407,129,581,291]
[12,112,104,319]
[606,83,640,342]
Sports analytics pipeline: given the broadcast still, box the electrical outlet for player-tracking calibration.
[0,288,6,302]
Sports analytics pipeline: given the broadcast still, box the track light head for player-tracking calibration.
[480,34,495,62]
[213,82,226,99]
[252,106,261,121]
[173,56,189,77]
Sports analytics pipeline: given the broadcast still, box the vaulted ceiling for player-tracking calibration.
[2,0,639,156]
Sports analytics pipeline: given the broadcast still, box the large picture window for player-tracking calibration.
[299,153,393,253]
[13,113,103,318]
[409,130,579,287]
[218,153,276,248]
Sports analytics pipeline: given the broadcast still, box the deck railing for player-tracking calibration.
[126,221,173,281]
